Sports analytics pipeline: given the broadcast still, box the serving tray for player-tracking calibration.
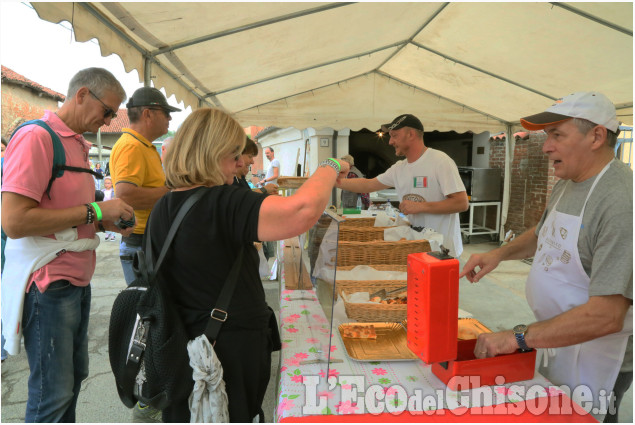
[338,322,418,362]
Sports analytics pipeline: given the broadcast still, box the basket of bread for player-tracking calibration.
[336,239,431,266]
[340,283,408,322]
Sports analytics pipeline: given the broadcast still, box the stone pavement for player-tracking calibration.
[1,234,632,422]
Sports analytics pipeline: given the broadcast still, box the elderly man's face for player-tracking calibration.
[543,119,601,182]
[265,148,274,160]
[85,89,122,133]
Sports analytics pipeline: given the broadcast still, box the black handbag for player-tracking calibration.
[108,189,245,410]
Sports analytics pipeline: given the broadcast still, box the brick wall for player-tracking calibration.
[1,84,59,139]
[489,132,557,236]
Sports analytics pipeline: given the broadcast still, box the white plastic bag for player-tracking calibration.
[257,244,270,278]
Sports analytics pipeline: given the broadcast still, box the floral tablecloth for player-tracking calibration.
[274,244,574,422]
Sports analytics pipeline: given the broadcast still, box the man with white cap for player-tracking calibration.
[336,113,468,257]
[460,92,632,422]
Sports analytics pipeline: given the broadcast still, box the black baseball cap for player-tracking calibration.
[381,114,424,132]
[126,87,181,112]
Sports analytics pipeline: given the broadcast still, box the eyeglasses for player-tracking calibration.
[146,107,171,118]
[88,89,117,120]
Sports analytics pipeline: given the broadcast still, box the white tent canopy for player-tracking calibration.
[32,2,633,133]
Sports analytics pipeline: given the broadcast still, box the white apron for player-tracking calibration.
[526,160,632,421]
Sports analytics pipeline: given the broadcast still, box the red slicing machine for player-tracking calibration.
[406,250,536,390]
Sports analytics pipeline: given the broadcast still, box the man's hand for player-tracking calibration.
[399,199,423,215]
[263,183,279,195]
[474,330,519,358]
[337,160,351,183]
[96,198,134,222]
[99,219,135,237]
[459,250,504,283]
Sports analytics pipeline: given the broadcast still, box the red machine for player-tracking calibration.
[407,250,536,390]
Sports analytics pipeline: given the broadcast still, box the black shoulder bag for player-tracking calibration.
[108,188,245,410]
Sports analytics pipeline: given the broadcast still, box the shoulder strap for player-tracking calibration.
[203,246,244,344]
[145,188,207,280]
[11,120,66,178]
[10,120,103,199]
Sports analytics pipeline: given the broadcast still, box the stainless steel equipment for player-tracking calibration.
[457,167,502,202]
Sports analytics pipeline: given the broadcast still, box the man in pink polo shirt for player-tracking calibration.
[1,67,135,422]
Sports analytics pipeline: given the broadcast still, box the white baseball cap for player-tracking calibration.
[520,91,619,132]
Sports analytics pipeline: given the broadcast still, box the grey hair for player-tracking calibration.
[572,118,618,148]
[67,68,126,101]
[127,107,145,124]
[340,154,355,166]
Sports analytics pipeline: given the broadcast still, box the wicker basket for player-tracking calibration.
[336,240,431,266]
[338,264,408,272]
[339,217,378,227]
[336,280,406,300]
[337,226,389,242]
[341,287,407,322]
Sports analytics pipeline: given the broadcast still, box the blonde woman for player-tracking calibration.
[149,108,349,422]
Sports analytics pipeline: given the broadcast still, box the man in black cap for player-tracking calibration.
[110,86,181,420]
[336,113,468,257]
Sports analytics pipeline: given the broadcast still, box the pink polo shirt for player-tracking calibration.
[2,111,97,292]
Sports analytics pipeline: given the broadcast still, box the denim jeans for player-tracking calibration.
[119,240,143,286]
[22,280,91,422]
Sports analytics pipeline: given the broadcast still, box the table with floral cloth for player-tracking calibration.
[274,245,596,423]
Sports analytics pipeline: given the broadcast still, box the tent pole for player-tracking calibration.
[500,124,515,242]
[144,57,152,87]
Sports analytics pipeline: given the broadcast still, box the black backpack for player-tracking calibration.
[108,188,246,410]
[108,190,204,410]
[8,120,104,199]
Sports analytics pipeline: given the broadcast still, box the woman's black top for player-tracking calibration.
[146,185,268,338]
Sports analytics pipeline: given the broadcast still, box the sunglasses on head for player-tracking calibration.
[88,89,117,120]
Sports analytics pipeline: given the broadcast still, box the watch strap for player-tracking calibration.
[514,328,530,351]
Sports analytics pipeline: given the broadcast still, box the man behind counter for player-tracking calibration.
[336,113,468,257]
[460,91,632,422]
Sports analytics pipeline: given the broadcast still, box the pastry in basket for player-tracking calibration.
[376,296,407,305]
[341,324,377,339]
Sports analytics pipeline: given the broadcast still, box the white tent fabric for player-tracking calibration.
[31,2,633,132]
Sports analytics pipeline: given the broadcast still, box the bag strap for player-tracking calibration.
[143,185,246,344]
[145,188,206,280]
[203,246,245,344]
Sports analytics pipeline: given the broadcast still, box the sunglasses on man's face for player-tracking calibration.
[88,89,117,120]
[146,107,171,118]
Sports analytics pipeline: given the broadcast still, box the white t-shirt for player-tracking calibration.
[265,158,280,184]
[377,148,465,257]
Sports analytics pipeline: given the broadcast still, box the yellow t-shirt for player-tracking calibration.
[110,128,165,235]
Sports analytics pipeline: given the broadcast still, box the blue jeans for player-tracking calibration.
[119,240,143,285]
[22,280,91,422]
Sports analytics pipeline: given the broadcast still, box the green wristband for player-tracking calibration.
[327,158,342,172]
[90,202,103,222]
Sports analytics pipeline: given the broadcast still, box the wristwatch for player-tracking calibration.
[513,324,531,352]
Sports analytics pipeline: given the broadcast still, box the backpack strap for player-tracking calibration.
[144,187,207,280]
[10,120,104,199]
